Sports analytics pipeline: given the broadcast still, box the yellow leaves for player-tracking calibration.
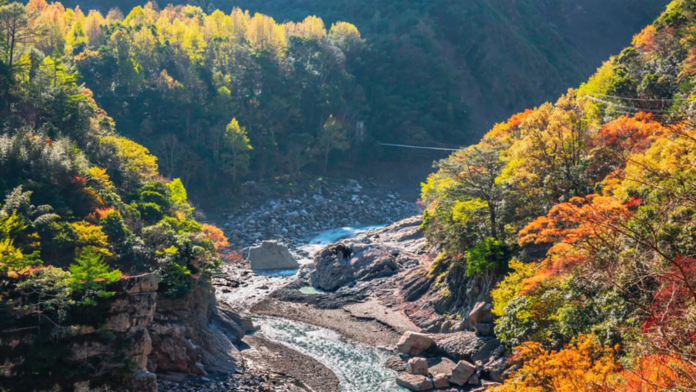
[286,16,327,40]
[246,13,287,58]
[616,125,696,200]
[495,334,620,392]
[420,173,455,209]
[491,259,539,317]
[99,135,158,184]
[87,167,114,191]
[328,22,361,49]
[452,199,487,223]
[71,221,113,258]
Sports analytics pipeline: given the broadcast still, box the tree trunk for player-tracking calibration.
[489,202,497,239]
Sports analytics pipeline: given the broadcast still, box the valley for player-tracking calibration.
[2,0,696,391]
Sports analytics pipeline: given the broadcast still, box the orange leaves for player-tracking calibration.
[632,25,656,52]
[518,195,633,279]
[593,113,664,155]
[201,223,229,250]
[615,355,696,391]
[496,334,620,392]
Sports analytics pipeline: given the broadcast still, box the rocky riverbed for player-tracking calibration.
[176,179,508,392]
[212,178,418,251]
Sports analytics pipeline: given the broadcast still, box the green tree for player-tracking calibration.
[437,139,508,239]
[69,248,121,305]
[317,115,349,173]
[0,2,33,74]
[16,266,72,331]
[222,118,253,182]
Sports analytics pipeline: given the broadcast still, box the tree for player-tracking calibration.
[287,132,314,174]
[0,2,34,75]
[222,118,253,182]
[68,248,121,305]
[16,266,72,331]
[437,139,508,239]
[317,115,349,173]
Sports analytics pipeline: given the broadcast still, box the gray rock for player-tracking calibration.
[474,322,494,336]
[385,356,409,372]
[427,357,456,376]
[432,373,450,388]
[311,243,354,291]
[247,241,299,270]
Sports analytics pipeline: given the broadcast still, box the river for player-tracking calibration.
[248,224,407,391]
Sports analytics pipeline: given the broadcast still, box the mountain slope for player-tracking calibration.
[420,0,696,389]
[55,0,668,157]
[0,2,237,389]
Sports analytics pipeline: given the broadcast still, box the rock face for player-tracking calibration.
[310,230,406,292]
[396,331,435,356]
[148,279,243,376]
[311,218,410,291]
[0,273,160,391]
[396,373,434,391]
[247,241,299,270]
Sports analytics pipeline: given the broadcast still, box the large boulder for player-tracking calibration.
[450,360,477,386]
[468,302,493,327]
[311,243,354,291]
[395,373,434,391]
[427,357,456,376]
[406,357,429,376]
[247,241,299,270]
[434,331,501,363]
[396,331,435,356]
[469,302,494,336]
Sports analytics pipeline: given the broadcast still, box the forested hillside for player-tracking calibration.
[421,0,696,389]
[60,0,669,141]
[12,0,669,196]
[0,0,230,388]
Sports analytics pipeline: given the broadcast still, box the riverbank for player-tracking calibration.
[207,177,419,251]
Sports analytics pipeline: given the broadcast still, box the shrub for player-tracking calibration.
[465,237,509,277]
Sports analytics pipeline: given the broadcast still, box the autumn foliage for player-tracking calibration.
[495,334,619,392]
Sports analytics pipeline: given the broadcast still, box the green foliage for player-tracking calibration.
[156,246,192,298]
[222,118,253,182]
[68,248,121,305]
[136,202,163,224]
[16,266,73,325]
[0,238,41,273]
[317,115,350,172]
[465,237,509,277]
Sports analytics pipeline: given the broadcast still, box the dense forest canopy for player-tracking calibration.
[6,0,669,196]
[4,0,371,192]
[58,0,670,139]
[422,0,696,389]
